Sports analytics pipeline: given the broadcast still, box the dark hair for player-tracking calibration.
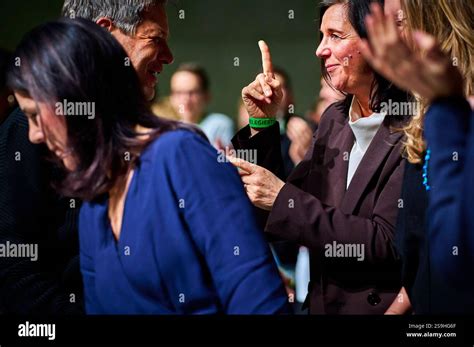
[7,18,203,201]
[319,0,409,112]
[173,62,210,92]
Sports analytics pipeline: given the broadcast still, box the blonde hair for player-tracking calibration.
[401,0,474,164]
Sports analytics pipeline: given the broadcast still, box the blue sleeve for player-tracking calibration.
[161,130,290,314]
[424,96,474,290]
[78,204,102,314]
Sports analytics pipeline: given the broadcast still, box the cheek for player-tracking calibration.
[42,115,68,145]
[336,43,370,79]
[133,46,155,69]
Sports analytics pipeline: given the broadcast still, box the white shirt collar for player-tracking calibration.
[348,97,386,152]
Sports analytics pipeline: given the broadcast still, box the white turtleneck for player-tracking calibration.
[346,97,386,189]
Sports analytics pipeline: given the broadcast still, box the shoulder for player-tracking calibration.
[0,108,28,136]
[142,128,223,176]
[145,128,210,158]
[318,100,349,127]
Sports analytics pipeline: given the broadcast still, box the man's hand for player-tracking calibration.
[242,41,283,121]
[360,3,464,104]
[228,156,285,211]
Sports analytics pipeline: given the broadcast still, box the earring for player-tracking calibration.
[7,95,15,106]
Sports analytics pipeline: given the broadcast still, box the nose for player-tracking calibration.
[28,119,45,144]
[160,42,174,65]
[316,38,331,59]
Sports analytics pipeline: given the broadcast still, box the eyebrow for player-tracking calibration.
[145,28,169,40]
[320,27,346,34]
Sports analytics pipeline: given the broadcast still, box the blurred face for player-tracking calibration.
[274,72,293,112]
[384,0,407,37]
[316,4,373,96]
[111,4,173,101]
[170,71,209,123]
[14,91,76,171]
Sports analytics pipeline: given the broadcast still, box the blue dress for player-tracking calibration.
[79,129,290,314]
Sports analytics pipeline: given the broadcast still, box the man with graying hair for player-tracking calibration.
[62,0,174,100]
[0,0,173,314]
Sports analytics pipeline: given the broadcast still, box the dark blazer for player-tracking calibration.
[0,108,83,314]
[423,96,474,313]
[394,162,430,313]
[233,101,407,314]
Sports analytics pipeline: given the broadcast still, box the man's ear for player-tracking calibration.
[95,17,115,32]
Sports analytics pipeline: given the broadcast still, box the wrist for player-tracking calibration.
[249,117,276,129]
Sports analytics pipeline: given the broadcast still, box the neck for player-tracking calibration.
[354,94,372,119]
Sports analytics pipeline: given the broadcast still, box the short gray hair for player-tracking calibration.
[61,0,167,35]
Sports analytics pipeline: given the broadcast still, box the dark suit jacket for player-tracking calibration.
[0,108,83,314]
[233,101,407,314]
[394,162,430,313]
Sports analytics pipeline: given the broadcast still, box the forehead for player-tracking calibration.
[171,71,201,87]
[14,91,36,110]
[137,4,169,38]
[320,4,350,31]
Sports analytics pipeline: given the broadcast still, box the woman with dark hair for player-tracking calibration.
[231,0,410,314]
[7,18,289,314]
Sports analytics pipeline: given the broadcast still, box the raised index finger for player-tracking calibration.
[259,40,274,79]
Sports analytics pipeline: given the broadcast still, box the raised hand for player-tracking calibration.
[359,2,464,104]
[287,117,313,165]
[241,40,283,120]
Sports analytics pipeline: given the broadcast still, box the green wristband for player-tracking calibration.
[249,117,276,128]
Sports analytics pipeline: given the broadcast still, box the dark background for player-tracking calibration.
[0,0,322,119]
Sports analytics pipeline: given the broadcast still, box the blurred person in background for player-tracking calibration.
[169,63,234,149]
[151,95,180,120]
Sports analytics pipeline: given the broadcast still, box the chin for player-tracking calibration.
[63,158,77,172]
[143,86,156,101]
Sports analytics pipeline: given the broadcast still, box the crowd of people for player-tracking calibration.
[0,0,472,314]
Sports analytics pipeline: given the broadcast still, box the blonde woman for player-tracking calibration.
[361,0,473,314]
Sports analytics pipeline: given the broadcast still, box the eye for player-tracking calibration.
[330,33,342,40]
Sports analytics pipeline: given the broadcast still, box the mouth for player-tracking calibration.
[325,64,340,73]
[146,68,162,86]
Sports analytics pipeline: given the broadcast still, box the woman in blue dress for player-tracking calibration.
[7,18,289,314]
